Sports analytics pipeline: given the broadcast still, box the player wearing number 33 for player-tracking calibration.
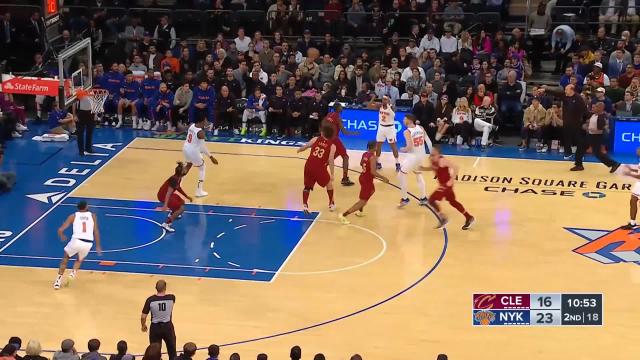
[298,123,337,214]
[398,114,432,208]
[53,200,102,290]
[182,117,219,198]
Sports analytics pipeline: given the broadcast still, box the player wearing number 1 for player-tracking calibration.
[339,140,389,224]
[298,123,337,213]
[54,200,102,290]
[398,114,432,207]
[182,117,219,197]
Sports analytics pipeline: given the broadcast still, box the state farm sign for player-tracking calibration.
[0,75,69,96]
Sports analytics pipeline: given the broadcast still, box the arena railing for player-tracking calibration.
[586,5,627,25]
[203,10,233,37]
[265,9,304,35]
[129,7,171,32]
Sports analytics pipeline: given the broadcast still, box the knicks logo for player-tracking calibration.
[566,226,640,264]
[473,294,497,309]
[474,310,496,325]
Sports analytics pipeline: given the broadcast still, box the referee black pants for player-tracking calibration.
[150,322,177,360]
[575,133,618,168]
[76,109,95,155]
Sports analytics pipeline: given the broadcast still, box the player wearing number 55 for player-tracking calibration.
[54,200,102,290]
[141,280,177,360]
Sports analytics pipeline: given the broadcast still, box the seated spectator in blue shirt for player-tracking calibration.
[117,71,141,128]
[48,102,75,135]
[559,66,583,89]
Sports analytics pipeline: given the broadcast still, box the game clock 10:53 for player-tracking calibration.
[560,294,603,326]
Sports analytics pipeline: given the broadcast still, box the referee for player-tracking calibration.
[141,280,177,360]
[74,91,96,156]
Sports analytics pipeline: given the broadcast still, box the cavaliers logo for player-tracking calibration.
[474,310,496,325]
[473,294,497,309]
[566,226,640,264]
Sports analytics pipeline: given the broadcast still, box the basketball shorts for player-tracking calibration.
[304,164,330,189]
[64,237,94,260]
[157,192,184,212]
[183,146,204,167]
[358,176,375,201]
[333,137,347,158]
[400,153,426,173]
[429,186,456,203]
[632,182,640,197]
[376,124,397,143]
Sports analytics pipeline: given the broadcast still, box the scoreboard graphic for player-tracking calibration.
[472,293,603,326]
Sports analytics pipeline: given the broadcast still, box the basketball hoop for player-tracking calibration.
[78,88,109,114]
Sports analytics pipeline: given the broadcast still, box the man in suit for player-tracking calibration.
[0,12,17,62]
[24,11,44,55]
[608,49,630,79]
[616,91,640,116]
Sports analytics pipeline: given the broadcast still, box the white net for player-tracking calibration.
[88,89,109,114]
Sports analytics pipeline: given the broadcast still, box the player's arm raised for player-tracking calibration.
[198,129,218,165]
[297,137,317,153]
[92,213,102,256]
[400,129,413,153]
[370,154,389,183]
[328,144,337,180]
[57,214,74,242]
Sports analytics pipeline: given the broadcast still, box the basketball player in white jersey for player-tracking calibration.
[620,147,640,229]
[398,114,432,207]
[182,117,219,197]
[375,96,401,171]
[54,200,102,289]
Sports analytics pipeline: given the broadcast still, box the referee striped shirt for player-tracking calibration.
[142,294,175,323]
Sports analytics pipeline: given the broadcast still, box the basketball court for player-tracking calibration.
[1,131,640,359]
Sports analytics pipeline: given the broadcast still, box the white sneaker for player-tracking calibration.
[137,120,144,129]
[195,189,208,197]
[132,119,138,128]
[355,211,365,217]
[338,214,350,225]
[161,222,175,232]
[328,203,336,212]
[111,121,117,127]
[151,122,159,131]
[115,120,123,128]
[213,128,219,136]
[53,278,61,290]
[16,123,28,131]
[303,204,310,214]
[11,131,21,138]
[143,121,151,131]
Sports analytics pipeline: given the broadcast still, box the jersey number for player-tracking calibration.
[187,134,193,143]
[82,222,87,233]
[312,147,325,158]
[413,136,425,147]
[158,303,166,311]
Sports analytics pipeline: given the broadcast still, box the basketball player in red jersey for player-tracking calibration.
[297,123,337,213]
[323,103,357,186]
[339,140,389,224]
[420,146,474,230]
[156,162,193,232]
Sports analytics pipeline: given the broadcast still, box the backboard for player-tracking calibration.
[57,37,92,108]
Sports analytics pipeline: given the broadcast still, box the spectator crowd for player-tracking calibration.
[0,0,639,153]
